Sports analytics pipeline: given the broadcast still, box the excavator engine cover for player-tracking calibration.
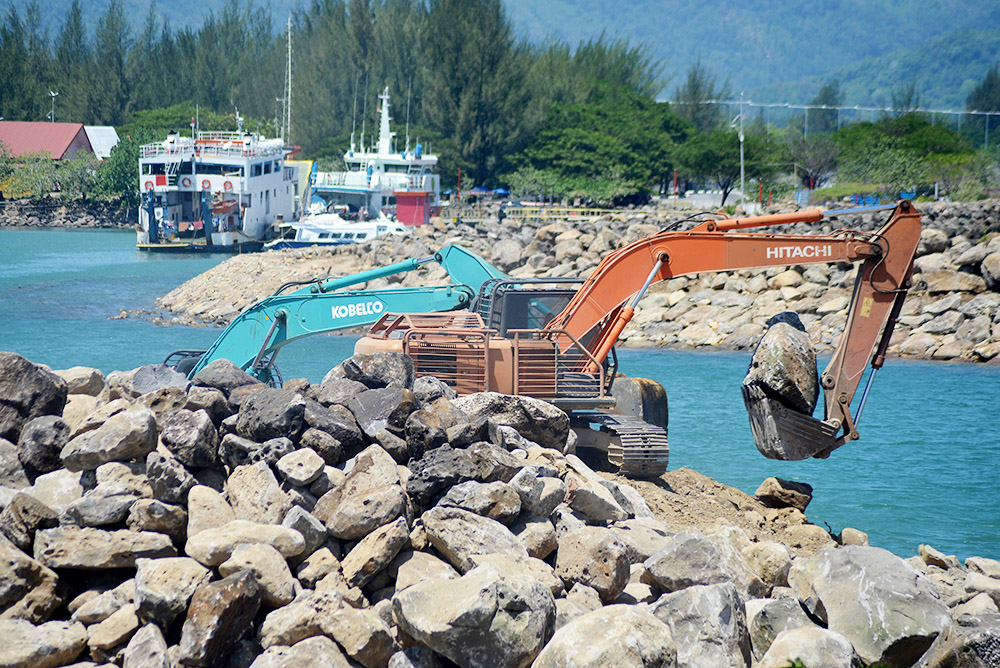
[742,383,839,460]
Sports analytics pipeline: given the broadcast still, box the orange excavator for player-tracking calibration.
[355,201,922,476]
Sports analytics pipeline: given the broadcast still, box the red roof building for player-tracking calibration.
[0,121,94,160]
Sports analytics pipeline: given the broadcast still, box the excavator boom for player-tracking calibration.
[174,244,507,382]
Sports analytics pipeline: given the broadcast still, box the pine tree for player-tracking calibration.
[54,0,90,123]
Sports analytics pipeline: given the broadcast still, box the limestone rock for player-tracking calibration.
[219,543,296,607]
[16,415,70,476]
[755,476,813,511]
[565,471,627,523]
[914,613,1000,668]
[228,462,291,525]
[258,589,345,649]
[275,448,324,486]
[186,485,235,537]
[135,557,211,627]
[470,552,564,597]
[323,484,407,541]
[511,514,557,560]
[127,499,188,543]
[145,450,196,505]
[249,635,353,668]
[184,519,304,567]
[348,387,419,439]
[219,433,295,471]
[0,437,30,489]
[123,623,170,668]
[437,480,521,524]
[326,605,396,668]
[280,506,327,560]
[61,482,138,527]
[405,445,478,508]
[608,517,675,562]
[303,399,364,454]
[743,315,818,414]
[757,627,860,668]
[532,604,677,668]
[341,516,409,587]
[60,408,158,471]
[643,531,767,600]
[508,467,566,518]
[788,544,952,666]
[339,352,415,389]
[35,526,176,569]
[86,603,140,655]
[747,596,819,660]
[0,618,87,668]
[392,550,460,592]
[0,492,59,552]
[392,563,556,668]
[72,579,135,624]
[191,359,262,396]
[451,392,569,450]
[0,533,62,623]
[652,582,750,668]
[159,409,219,468]
[0,352,68,444]
[179,571,262,667]
[423,506,527,573]
[236,388,307,443]
[55,366,105,396]
[555,526,630,602]
[743,540,792,589]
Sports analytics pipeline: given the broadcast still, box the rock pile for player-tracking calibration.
[0,198,133,229]
[156,199,1000,362]
[1,348,999,668]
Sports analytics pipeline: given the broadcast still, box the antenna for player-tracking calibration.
[48,90,59,122]
[404,80,411,154]
[283,14,293,144]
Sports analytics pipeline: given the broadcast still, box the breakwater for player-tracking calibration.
[0,198,133,229]
[158,199,1000,363]
[0,349,997,667]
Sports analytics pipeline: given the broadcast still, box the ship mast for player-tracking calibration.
[282,14,292,144]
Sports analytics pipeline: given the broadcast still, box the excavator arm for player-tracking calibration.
[177,244,507,381]
[546,201,922,458]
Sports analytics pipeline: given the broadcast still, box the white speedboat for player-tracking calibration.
[264,213,408,250]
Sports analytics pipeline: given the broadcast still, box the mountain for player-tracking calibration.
[4,0,998,109]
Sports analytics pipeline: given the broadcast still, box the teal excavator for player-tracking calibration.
[165,244,507,384]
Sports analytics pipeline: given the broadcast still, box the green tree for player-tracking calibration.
[8,152,57,199]
[891,81,921,117]
[57,151,100,201]
[53,0,90,123]
[965,65,1000,149]
[673,59,729,134]
[677,131,773,206]
[807,79,844,135]
[95,128,155,208]
[786,136,840,188]
[87,0,132,125]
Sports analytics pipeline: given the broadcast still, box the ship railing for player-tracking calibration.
[140,144,195,160]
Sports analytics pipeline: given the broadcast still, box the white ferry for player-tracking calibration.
[264,213,408,251]
[312,87,439,226]
[136,118,298,252]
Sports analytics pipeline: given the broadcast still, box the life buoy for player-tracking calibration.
[201,179,211,190]
[144,181,153,190]
[223,180,233,191]
[181,177,192,188]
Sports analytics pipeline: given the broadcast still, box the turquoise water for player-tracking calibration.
[2,228,998,560]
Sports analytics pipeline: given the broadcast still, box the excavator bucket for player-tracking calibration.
[741,383,840,460]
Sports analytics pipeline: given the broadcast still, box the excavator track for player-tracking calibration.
[586,412,670,477]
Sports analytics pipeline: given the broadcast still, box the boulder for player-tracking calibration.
[0,437,30,489]
[348,387,419,439]
[325,605,396,668]
[71,579,135,625]
[469,553,564,597]
[146,450,196,505]
[643,531,767,600]
[159,409,219,468]
[54,366,105,396]
[508,467,566,518]
[404,409,449,459]
[555,526,630,602]
[412,376,457,403]
[788,544,952,666]
[608,518,675,563]
[281,506,327,560]
[127,499,188,543]
[422,506,528,573]
[184,386,232,425]
[565,471,627,523]
[341,516,410,587]
[467,441,522,483]
[86,603,140,657]
[184,519,304,567]
[0,352,68,443]
[451,392,570,450]
[339,352,415,389]
[179,570,262,667]
[16,415,70,476]
[299,428,346,466]
[758,627,860,668]
[275,448,324,486]
[249,635,353,668]
[190,359,262,395]
[114,364,189,399]
[317,376,368,408]
[258,589,345,649]
[532,605,677,668]
[755,476,813,511]
[0,618,87,668]
[228,462,291,525]
[914,613,1000,668]
[0,492,59,552]
[123,623,170,668]
[982,251,1000,291]
[323,484,407,541]
[303,399,364,454]
[60,408,158,471]
[219,434,295,470]
[743,315,818,414]
[61,482,139,527]
[747,596,819,660]
[135,557,211,627]
[437,480,521,524]
[743,540,792,590]
[652,583,750,668]
[34,526,176,569]
[236,388,307,443]
[511,514,557,560]
[219,543,296,607]
[186,485,235,537]
[392,563,556,668]
[0,533,62,623]
[406,445,478,508]
[391,550,460,592]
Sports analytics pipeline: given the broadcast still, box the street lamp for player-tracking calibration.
[47,90,59,122]
[730,91,745,210]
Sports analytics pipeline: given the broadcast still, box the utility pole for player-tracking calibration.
[48,90,58,122]
[739,91,745,210]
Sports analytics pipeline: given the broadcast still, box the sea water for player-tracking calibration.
[2,228,998,560]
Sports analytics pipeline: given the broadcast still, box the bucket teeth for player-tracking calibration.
[742,382,839,461]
